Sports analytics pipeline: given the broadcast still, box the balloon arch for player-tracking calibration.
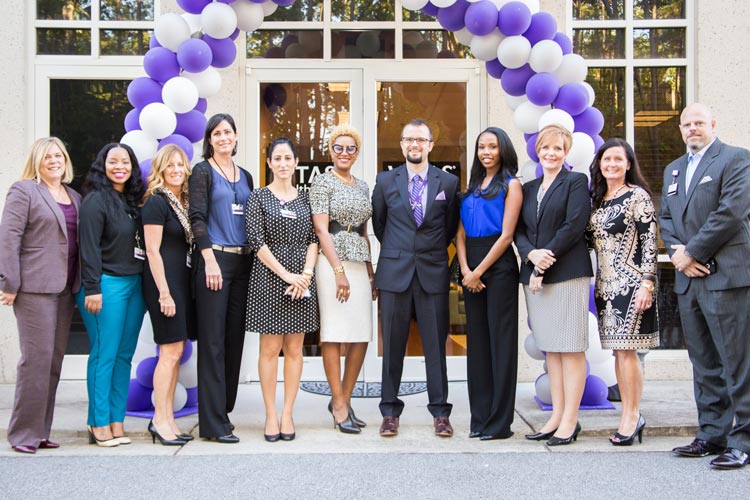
[124,0,615,414]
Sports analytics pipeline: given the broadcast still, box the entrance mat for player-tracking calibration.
[534,396,616,411]
[300,381,427,398]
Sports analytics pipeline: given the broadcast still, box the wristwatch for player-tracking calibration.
[532,268,544,277]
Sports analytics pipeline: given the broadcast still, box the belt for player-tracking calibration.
[211,244,251,255]
[329,220,364,236]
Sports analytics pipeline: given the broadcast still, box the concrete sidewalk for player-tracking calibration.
[0,380,698,456]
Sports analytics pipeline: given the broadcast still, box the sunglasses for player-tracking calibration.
[332,144,358,155]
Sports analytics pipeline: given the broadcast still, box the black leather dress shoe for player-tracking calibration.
[468,431,482,438]
[480,431,514,441]
[215,434,240,444]
[710,448,750,470]
[672,438,724,457]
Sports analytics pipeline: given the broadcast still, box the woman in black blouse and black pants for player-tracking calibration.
[189,114,254,442]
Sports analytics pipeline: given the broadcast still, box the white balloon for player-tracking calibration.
[162,76,199,114]
[154,13,191,52]
[488,0,510,8]
[524,333,545,360]
[183,67,222,98]
[261,1,278,17]
[403,30,425,48]
[401,0,429,10]
[454,27,473,46]
[152,382,188,412]
[505,93,528,111]
[178,351,198,388]
[356,31,381,57]
[298,30,322,53]
[201,2,237,40]
[121,130,158,163]
[520,159,539,182]
[431,0,458,7]
[585,312,613,364]
[568,132,597,172]
[470,30,506,62]
[589,355,617,387]
[522,0,541,14]
[581,81,596,107]
[514,101,551,134]
[415,40,438,59]
[139,102,177,139]
[181,13,202,36]
[232,0,264,33]
[554,53,589,85]
[528,39,564,73]
[535,373,552,405]
[497,35,531,69]
[192,142,203,165]
[284,42,306,59]
[538,108,575,132]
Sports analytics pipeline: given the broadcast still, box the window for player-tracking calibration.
[36,0,154,56]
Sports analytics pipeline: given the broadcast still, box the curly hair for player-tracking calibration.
[143,144,191,204]
[461,127,518,200]
[81,142,144,216]
[328,125,362,155]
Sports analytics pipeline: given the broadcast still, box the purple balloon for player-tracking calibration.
[486,58,506,80]
[526,134,539,162]
[140,158,152,185]
[535,162,543,178]
[274,0,296,6]
[554,82,590,116]
[593,134,605,153]
[523,12,558,46]
[177,38,213,73]
[464,0,498,37]
[203,35,237,68]
[185,386,198,407]
[136,356,159,389]
[500,63,535,97]
[126,379,153,411]
[554,32,573,55]
[280,34,300,51]
[175,110,208,143]
[124,108,141,132]
[437,49,457,59]
[159,134,194,161]
[422,2,439,17]
[144,47,180,83]
[127,77,163,109]
[589,284,597,314]
[149,35,161,49]
[229,28,240,41]
[437,0,469,32]
[581,375,609,405]
[574,106,605,135]
[176,0,211,15]
[194,98,208,114]
[498,1,532,36]
[525,72,560,106]
[180,340,194,365]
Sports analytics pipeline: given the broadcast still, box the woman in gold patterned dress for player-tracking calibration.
[587,138,659,446]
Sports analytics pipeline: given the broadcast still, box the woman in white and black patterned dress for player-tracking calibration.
[310,125,377,434]
[245,138,319,442]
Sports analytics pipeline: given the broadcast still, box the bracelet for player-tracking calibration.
[333,266,345,275]
[532,268,544,277]
[640,281,655,292]
[302,268,314,277]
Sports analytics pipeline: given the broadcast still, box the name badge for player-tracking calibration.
[667,183,678,196]
[231,203,244,216]
[134,247,146,260]
[186,253,192,268]
[280,208,297,219]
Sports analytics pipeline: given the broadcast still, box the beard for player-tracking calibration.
[406,151,423,165]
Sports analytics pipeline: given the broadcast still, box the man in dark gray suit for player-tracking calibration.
[372,119,459,437]
[660,103,750,469]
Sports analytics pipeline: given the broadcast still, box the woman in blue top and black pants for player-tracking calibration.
[455,127,522,441]
[189,114,253,443]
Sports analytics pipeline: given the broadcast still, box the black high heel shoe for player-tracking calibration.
[328,402,360,434]
[525,428,557,441]
[264,419,280,442]
[148,420,187,446]
[280,419,296,441]
[610,415,646,446]
[546,422,581,446]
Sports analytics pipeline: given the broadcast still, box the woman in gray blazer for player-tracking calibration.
[0,137,81,454]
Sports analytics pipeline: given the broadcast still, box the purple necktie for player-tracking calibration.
[411,175,423,226]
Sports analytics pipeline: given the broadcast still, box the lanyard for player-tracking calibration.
[212,157,239,205]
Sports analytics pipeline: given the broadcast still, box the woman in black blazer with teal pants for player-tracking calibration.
[514,125,593,446]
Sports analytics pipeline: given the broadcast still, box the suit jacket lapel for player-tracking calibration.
[395,165,416,228]
[675,153,689,209]
[423,165,440,219]
[685,141,721,205]
[537,168,567,222]
[36,182,67,237]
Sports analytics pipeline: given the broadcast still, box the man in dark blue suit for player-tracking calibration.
[660,103,750,469]
[372,119,459,437]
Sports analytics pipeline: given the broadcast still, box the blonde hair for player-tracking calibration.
[21,137,74,184]
[536,125,573,155]
[328,125,362,155]
[143,144,191,202]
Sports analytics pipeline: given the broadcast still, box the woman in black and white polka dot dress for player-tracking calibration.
[245,138,319,442]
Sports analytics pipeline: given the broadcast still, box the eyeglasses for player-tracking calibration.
[332,144,358,155]
[401,137,432,145]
